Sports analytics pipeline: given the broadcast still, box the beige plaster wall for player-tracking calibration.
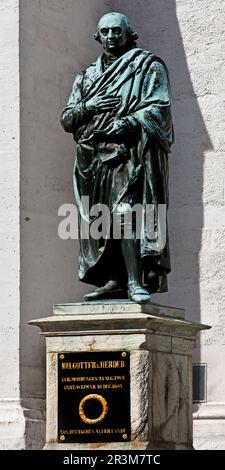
[18,0,225,447]
[0,0,20,398]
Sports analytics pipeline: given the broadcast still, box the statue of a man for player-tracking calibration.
[60,12,173,303]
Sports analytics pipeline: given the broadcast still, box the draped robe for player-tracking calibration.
[61,48,174,293]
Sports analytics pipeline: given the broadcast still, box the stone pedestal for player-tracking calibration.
[29,301,209,450]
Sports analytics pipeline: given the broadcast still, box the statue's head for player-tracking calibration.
[94,12,138,54]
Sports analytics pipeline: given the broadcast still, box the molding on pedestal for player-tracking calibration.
[53,301,186,319]
[29,302,209,341]
[0,398,45,449]
[44,442,191,450]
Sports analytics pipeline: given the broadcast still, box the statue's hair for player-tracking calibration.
[94,12,138,45]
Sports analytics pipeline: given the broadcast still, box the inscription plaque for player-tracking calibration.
[58,351,130,443]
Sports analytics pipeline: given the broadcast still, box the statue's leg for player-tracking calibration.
[118,202,151,303]
[121,238,151,303]
[121,237,141,286]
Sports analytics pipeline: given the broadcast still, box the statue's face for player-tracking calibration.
[98,14,128,53]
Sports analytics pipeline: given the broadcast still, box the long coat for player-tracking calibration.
[61,48,174,293]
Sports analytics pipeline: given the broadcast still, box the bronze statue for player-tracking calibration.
[60,12,173,303]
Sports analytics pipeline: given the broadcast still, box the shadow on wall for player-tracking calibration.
[105,0,213,376]
[104,0,213,326]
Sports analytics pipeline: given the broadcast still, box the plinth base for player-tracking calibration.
[30,301,209,450]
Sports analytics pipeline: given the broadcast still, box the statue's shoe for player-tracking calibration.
[84,280,127,301]
[128,285,151,303]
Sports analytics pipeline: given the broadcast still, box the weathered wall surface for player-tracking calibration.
[0,0,29,449]
[100,0,225,448]
[104,0,225,423]
[20,0,108,401]
[0,0,20,399]
[115,0,225,406]
[0,0,222,448]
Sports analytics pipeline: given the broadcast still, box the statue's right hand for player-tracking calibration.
[85,96,121,114]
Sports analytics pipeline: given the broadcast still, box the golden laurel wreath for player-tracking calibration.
[78,394,108,425]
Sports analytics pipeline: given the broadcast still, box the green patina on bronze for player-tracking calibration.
[60,13,174,302]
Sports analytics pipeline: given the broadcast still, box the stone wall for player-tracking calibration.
[0,0,23,448]
[20,0,107,412]
[0,0,224,449]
